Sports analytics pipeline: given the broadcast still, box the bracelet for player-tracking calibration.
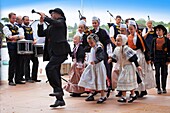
[18,35,20,39]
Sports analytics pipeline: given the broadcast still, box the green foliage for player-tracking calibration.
[1,17,9,22]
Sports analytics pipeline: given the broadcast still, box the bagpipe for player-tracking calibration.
[78,10,92,35]
[107,10,124,28]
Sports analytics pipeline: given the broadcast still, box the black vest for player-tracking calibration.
[113,24,120,39]
[145,28,155,50]
[22,26,34,40]
[5,24,19,41]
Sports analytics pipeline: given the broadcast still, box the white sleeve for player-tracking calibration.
[142,28,146,37]
[107,43,113,57]
[2,26,12,38]
[18,27,25,37]
[109,26,115,38]
[32,29,38,40]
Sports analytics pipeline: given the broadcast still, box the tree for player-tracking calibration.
[1,17,9,22]
[73,23,77,29]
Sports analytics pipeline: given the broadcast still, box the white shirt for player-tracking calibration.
[89,45,97,62]
[142,28,147,37]
[109,23,119,38]
[3,22,24,38]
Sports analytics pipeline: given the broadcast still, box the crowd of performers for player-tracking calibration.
[64,15,170,104]
[2,8,170,107]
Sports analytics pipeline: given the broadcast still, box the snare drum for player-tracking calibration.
[34,44,44,57]
[17,39,33,54]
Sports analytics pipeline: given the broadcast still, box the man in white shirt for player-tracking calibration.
[109,15,121,44]
[3,12,25,86]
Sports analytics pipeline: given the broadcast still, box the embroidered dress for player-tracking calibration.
[78,45,107,91]
[64,44,85,93]
[113,46,138,91]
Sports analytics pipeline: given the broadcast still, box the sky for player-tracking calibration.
[0,0,170,26]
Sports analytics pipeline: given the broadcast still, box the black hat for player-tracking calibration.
[49,8,66,20]
[154,24,167,35]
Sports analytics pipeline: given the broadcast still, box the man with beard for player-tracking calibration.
[22,16,40,82]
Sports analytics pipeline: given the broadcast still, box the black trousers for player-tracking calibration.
[45,55,67,95]
[8,49,20,82]
[25,54,39,80]
[154,61,168,90]
[17,54,26,80]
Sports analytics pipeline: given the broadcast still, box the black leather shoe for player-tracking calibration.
[117,97,127,103]
[20,78,26,81]
[33,80,41,82]
[26,79,34,83]
[157,89,162,94]
[135,91,139,97]
[85,95,95,101]
[8,82,16,86]
[116,91,122,97]
[50,100,65,107]
[70,93,81,97]
[162,89,167,94]
[49,92,63,97]
[15,81,25,84]
[138,90,147,98]
[128,96,137,103]
[97,97,107,104]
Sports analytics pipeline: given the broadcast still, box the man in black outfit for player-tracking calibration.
[38,8,71,107]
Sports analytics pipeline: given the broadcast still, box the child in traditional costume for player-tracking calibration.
[64,35,85,97]
[128,20,156,97]
[108,34,141,103]
[78,33,107,104]
[91,17,114,97]
[151,25,170,94]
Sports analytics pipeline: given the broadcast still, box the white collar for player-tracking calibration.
[133,32,137,45]
[22,24,30,27]
[8,22,15,26]
[95,27,100,33]
[158,36,164,38]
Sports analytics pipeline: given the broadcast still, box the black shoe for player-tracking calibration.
[162,89,167,94]
[135,91,139,97]
[70,93,81,97]
[85,95,95,101]
[26,79,34,83]
[8,82,16,86]
[117,97,127,103]
[116,91,122,97]
[128,95,137,103]
[15,81,25,84]
[157,89,162,94]
[138,90,147,98]
[50,100,65,107]
[33,80,41,82]
[97,97,107,104]
[49,92,64,97]
[20,78,26,81]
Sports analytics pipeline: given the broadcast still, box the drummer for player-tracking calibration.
[3,12,25,86]
[22,16,41,82]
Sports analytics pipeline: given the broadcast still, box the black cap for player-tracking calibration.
[49,8,66,20]
[154,24,167,35]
